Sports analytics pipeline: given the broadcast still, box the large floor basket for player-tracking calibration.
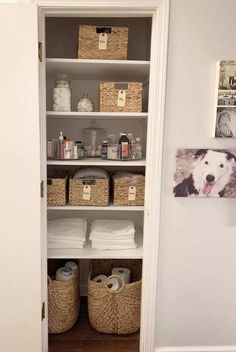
[88,259,142,334]
[48,268,80,334]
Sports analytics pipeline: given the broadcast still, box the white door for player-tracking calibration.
[0,4,43,352]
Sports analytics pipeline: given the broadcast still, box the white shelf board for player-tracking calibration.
[48,205,144,211]
[47,111,148,120]
[46,58,150,80]
[47,227,143,259]
[47,158,146,166]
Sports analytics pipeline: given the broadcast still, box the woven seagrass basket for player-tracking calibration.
[88,259,142,334]
[48,268,80,334]
[69,177,109,206]
[78,25,128,60]
[47,176,67,206]
[100,82,142,112]
[113,174,145,206]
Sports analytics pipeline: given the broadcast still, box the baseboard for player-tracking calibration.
[155,346,236,352]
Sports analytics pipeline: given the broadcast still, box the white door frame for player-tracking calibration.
[36,1,169,351]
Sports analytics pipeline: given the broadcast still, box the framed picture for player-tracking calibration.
[214,60,236,138]
[174,148,236,198]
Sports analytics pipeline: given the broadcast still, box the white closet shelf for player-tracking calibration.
[47,227,143,259]
[46,58,150,80]
[47,205,144,211]
[47,111,148,120]
[47,158,146,166]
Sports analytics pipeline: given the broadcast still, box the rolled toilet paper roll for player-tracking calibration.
[106,275,124,292]
[65,261,78,273]
[112,267,131,284]
[92,274,107,283]
[56,267,74,281]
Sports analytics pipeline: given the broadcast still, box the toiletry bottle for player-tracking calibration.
[64,140,71,159]
[58,131,64,159]
[134,137,142,160]
[127,133,134,159]
[73,145,78,159]
[101,140,108,159]
[119,132,130,160]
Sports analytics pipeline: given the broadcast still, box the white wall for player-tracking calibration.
[156,0,236,348]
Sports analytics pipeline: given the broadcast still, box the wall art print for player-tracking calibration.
[214,60,236,138]
[174,148,236,198]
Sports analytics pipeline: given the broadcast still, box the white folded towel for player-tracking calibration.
[48,218,87,240]
[90,220,134,237]
[91,242,137,250]
[74,168,108,179]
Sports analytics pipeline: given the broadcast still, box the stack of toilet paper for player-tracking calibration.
[89,220,137,250]
[93,267,131,291]
[48,218,87,249]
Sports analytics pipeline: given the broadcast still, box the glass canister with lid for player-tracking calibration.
[77,93,94,112]
[82,121,105,157]
[53,73,71,112]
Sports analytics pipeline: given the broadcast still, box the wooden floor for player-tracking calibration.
[49,297,140,352]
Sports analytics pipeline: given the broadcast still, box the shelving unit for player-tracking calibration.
[47,158,146,166]
[46,58,150,80]
[47,111,148,119]
[43,12,157,352]
[48,204,145,211]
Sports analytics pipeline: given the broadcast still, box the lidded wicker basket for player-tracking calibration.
[113,173,145,206]
[69,170,109,206]
[88,259,142,334]
[48,267,80,334]
[78,25,128,60]
[100,82,142,112]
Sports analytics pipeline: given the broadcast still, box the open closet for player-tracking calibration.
[0,2,169,352]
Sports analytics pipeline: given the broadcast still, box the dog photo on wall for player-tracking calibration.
[174,149,236,197]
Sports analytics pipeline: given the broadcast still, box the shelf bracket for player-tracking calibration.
[40,180,44,198]
[41,302,45,321]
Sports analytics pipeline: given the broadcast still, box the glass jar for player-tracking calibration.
[53,73,71,112]
[82,121,105,157]
[77,94,94,112]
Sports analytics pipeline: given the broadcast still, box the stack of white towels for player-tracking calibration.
[90,220,137,250]
[48,218,87,249]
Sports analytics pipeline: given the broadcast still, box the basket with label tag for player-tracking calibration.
[100,82,142,112]
[69,169,109,206]
[47,171,68,206]
[112,172,145,206]
[78,25,128,60]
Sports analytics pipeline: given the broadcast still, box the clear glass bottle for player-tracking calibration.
[82,121,105,157]
[77,94,94,112]
[53,74,71,112]
[133,137,142,160]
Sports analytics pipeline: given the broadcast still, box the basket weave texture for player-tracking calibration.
[88,259,142,334]
[113,175,145,206]
[69,178,109,206]
[100,82,142,112]
[47,177,67,206]
[48,269,80,334]
[78,25,128,60]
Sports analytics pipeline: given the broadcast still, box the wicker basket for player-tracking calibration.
[69,177,109,206]
[48,268,80,334]
[113,174,145,206]
[78,25,128,60]
[100,82,142,112]
[88,259,142,334]
[47,175,67,206]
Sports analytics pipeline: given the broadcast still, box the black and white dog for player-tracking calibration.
[174,149,236,197]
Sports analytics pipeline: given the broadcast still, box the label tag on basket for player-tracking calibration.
[83,185,91,200]
[128,186,136,201]
[117,90,126,107]
[98,33,108,50]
